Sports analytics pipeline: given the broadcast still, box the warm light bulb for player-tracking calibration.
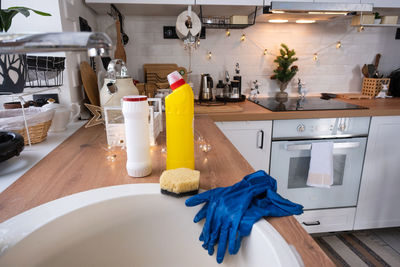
[296,20,316,24]
[264,49,268,55]
[271,10,285,14]
[197,40,200,46]
[268,19,288,23]
[207,51,212,59]
[336,41,342,49]
[313,53,318,61]
[226,29,230,37]
[240,34,246,42]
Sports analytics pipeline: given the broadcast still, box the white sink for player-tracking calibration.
[0,184,302,267]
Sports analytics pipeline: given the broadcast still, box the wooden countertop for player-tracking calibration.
[196,98,400,121]
[0,115,333,267]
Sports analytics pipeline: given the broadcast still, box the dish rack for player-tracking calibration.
[0,107,55,145]
[25,56,65,88]
[103,98,163,147]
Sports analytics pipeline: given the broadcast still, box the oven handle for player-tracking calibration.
[285,141,360,151]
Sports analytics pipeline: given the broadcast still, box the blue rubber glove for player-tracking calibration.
[229,188,304,255]
[185,170,275,263]
[185,170,303,264]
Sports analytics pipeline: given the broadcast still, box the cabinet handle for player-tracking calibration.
[257,130,264,149]
[302,221,321,226]
[286,142,360,151]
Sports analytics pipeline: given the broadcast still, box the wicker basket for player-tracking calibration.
[0,107,54,145]
[14,120,52,145]
[362,78,391,97]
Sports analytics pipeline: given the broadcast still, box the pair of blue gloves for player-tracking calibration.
[185,170,303,264]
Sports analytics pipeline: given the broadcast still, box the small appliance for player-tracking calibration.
[199,74,214,102]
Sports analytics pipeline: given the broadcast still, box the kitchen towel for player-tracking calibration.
[307,142,334,188]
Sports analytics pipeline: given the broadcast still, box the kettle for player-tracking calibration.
[42,99,80,132]
[100,59,139,107]
[199,74,213,102]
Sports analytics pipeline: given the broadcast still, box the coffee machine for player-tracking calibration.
[199,74,213,102]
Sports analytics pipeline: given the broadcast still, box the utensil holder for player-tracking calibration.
[362,78,390,97]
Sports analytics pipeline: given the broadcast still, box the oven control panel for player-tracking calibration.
[273,117,370,140]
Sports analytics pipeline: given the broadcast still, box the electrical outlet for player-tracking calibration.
[163,26,206,39]
[396,28,400,40]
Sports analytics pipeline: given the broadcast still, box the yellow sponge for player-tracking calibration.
[160,168,200,197]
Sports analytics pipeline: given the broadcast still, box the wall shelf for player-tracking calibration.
[199,6,258,30]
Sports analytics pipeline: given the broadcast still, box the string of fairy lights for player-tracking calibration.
[202,26,359,62]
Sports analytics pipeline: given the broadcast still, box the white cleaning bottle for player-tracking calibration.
[122,95,152,177]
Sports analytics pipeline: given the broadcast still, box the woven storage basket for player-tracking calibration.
[0,107,54,145]
[362,78,390,97]
[14,120,52,145]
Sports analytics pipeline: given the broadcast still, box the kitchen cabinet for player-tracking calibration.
[264,0,313,5]
[215,121,272,173]
[86,0,195,4]
[354,116,400,230]
[361,0,400,8]
[198,0,263,5]
[295,208,356,234]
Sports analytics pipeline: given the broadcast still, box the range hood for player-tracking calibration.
[257,1,373,23]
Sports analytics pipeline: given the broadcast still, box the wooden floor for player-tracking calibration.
[313,228,400,267]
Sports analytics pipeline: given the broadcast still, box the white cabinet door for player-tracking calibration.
[197,0,263,5]
[315,0,361,3]
[86,0,195,4]
[215,121,272,173]
[264,0,313,5]
[361,0,400,8]
[354,116,400,230]
[295,208,356,234]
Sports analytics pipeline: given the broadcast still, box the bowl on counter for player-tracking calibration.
[0,131,24,162]
[0,184,301,267]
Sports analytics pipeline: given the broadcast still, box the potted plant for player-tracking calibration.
[374,12,382,24]
[270,43,298,101]
[0,6,51,94]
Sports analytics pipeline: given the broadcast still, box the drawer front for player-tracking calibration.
[295,208,356,234]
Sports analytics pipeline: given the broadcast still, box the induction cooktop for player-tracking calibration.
[248,97,368,112]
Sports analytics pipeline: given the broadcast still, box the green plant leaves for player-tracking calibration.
[0,6,51,32]
[270,43,299,83]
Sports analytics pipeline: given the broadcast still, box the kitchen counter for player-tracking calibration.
[0,115,333,266]
[197,98,400,121]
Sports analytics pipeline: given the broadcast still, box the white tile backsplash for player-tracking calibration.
[98,15,400,97]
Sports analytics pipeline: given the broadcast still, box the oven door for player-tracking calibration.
[270,137,367,210]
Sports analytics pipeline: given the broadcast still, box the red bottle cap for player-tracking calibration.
[167,71,186,90]
[123,95,147,102]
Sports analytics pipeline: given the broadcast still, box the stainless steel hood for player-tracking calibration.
[257,1,373,23]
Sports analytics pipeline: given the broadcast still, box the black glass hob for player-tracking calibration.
[248,97,368,112]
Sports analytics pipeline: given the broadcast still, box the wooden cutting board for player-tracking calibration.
[80,61,100,106]
[194,104,243,114]
[336,93,373,100]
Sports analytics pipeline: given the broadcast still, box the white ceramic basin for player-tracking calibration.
[0,184,302,267]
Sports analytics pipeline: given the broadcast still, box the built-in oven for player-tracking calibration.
[270,117,370,210]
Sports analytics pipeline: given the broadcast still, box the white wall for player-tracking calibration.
[97,15,400,96]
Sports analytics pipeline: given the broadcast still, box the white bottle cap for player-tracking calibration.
[167,71,185,90]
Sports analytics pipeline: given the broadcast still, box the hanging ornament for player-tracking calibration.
[240,34,246,42]
[226,29,230,37]
[313,53,318,61]
[263,49,268,55]
[336,41,342,49]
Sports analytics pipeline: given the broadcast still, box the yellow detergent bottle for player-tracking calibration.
[165,71,194,170]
